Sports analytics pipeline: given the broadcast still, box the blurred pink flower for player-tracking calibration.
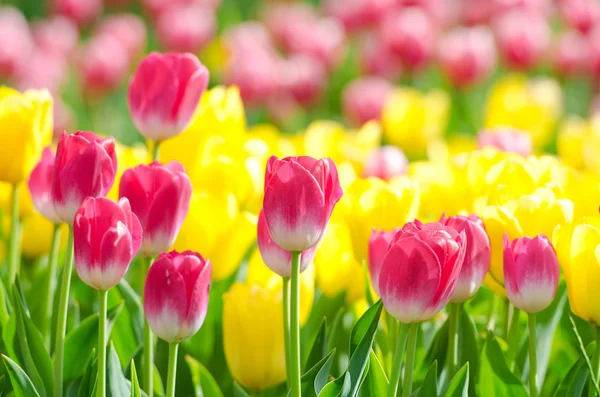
[96,14,147,62]
[53,99,76,140]
[52,0,103,26]
[559,0,600,34]
[143,0,220,18]
[495,10,550,70]
[0,7,34,79]
[554,30,590,76]
[13,50,68,94]
[224,49,279,106]
[323,0,395,32]
[277,55,327,106]
[32,16,79,58]
[459,0,494,25]
[363,146,408,181]
[156,4,216,53]
[77,35,130,96]
[358,34,403,79]
[477,127,533,156]
[342,76,393,126]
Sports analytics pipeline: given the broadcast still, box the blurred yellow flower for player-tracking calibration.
[382,88,450,160]
[0,87,53,184]
[564,169,600,219]
[0,181,34,219]
[107,143,148,201]
[557,115,600,172]
[21,212,68,258]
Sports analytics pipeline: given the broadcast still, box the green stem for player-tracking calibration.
[387,322,410,397]
[528,313,538,397]
[283,277,292,390]
[166,342,179,397]
[41,224,61,347]
[591,327,600,397]
[151,140,161,161]
[447,303,461,378]
[401,323,419,397]
[6,184,20,287]
[97,289,108,397]
[486,294,500,332]
[143,256,154,397]
[53,225,74,397]
[507,304,521,369]
[289,251,302,397]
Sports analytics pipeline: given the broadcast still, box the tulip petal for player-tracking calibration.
[94,222,133,290]
[181,258,211,338]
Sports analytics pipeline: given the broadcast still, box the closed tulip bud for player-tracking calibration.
[560,0,600,35]
[554,31,589,77]
[156,4,216,53]
[32,16,79,58]
[144,250,211,342]
[342,76,393,126]
[262,156,343,252]
[495,10,550,70]
[52,131,117,224]
[257,211,316,277]
[441,214,491,302]
[362,146,408,181]
[368,228,398,297]
[77,35,130,96]
[74,197,142,290]
[477,127,533,157]
[0,7,34,79]
[503,234,559,313]
[324,0,395,31]
[96,14,147,62]
[377,220,466,323]
[28,147,61,223]
[52,0,103,26]
[119,161,192,256]
[128,52,210,142]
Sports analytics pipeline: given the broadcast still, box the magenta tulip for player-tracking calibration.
[28,147,61,223]
[262,156,343,252]
[495,10,550,70]
[440,214,491,303]
[377,220,466,323]
[96,14,147,62]
[368,228,398,297]
[119,161,192,256]
[74,197,142,290]
[553,30,590,77]
[362,146,408,181]
[477,127,533,157]
[503,234,559,313]
[342,76,394,126]
[77,35,130,96]
[51,131,117,224]
[128,52,209,142]
[156,4,216,53]
[51,0,103,26]
[559,0,600,35]
[144,251,211,342]
[277,54,327,106]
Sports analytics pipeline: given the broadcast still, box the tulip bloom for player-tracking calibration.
[144,251,212,343]
[119,161,192,255]
[477,127,533,157]
[503,234,559,313]
[74,197,142,290]
[441,214,491,302]
[262,156,343,252]
[156,4,216,53]
[52,0,102,26]
[368,228,398,297]
[77,35,130,96]
[257,211,316,277]
[0,7,34,79]
[128,52,210,142]
[28,147,61,223]
[362,146,408,181]
[342,76,394,126]
[377,220,466,323]
[52,131,117,224]
[495,10,550,70]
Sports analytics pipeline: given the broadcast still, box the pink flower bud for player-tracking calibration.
[77,35,130,97]
[438,26,496,88]
[368,228,398,296]
[277,55,327,107]
[156,4,216,53]
[553,30,590,77]
[257,211,317,277]
[128,52,209,142]
[224,49,279,106]
[52,0,103,26]
[377,220,466,323]
[358,34,403,79]
[380,7,436,71]
[559,0,600,35]
[74,197,142,290]
[440,214,491,302]
[144,250,211,342]
[362,146,408,181]
[96,14,147,62]
[324,0,395,32]
[51,131,117,224]
[342,76,394,126]
[0,7,34,79]
[119,161,192,256]
[28,147,61,223]
[262,156,343,252]
[503,234,559,313]
[32,16,79,58]
[477,127,533,156]
[495,10,550,70]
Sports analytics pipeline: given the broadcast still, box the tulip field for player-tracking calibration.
[4,0,600,396]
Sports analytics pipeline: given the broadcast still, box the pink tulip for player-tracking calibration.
[32,16,79,58]
[559,0,600,35]
[142,0,220,19]
[51,131,117,224]
[144,251,211,342]
[96,14,147,62]
[494,0,551,16]
[28,147,61,223]
[358,34,403,80]
[77,35,130,97]
[477,127,533,157]
[323,0,395,32]
[342,76,394,126]
[494,10,550,70]
[52,0,103,26]
[377,220,466,323]
[14,50,68,94]
[128,52,209,142]
[554,30,590,77]
[265,3,318,46]
[156,4,216,53]
[0,7,34,79]
[119,161,192,256]
[262,156,343,252]
[257,211,317,277]
[224,49,279,106]
[438,26,496,88]
[397,0,450,24]
[74,197,142,290]
[368,228,398,296]
[223,22,274,55]
[503,234,559,313]
[362,146,408,181]
[440,214,491,303]
[459,0,494,25]
[277,55,327,107]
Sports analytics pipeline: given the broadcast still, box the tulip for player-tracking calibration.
[51,131,117,224]
[276,55,327,107]
[52,0,102,26]
[358,34,403,80]
[368,228,398,297]
[553,31,589,77]
[477,127,533,157]
[107,143,149,201]
[14,51,68,95]
[32,16,79,58]
[224,48,279,106]
[156,4,216,53]
[128,52,210,143]
[96,14,147,62]
[28,147,61,223]
[77,35,130,97]
[362,146,408,181]
[324,0,395,31]
[0,7,34,79]
[342,76,393,126]
[119,161,192,256]
[559,0,600,35]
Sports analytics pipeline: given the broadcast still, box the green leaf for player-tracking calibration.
[106,341,130,396]
[305,318,328,372]
[2,355,40,397]
[296,349,336,397]
[130,360,141,397]
[478,333,528,397]
[349,300,383,357]
[359,350,388,397]
[441,363,469,397]
[553,342,594,397]
[185,355,224,397]
[11,286,53,397]
[233,381,251,397]
[414,360,438,397]
[77,350,97,397]
[116,279,143,344]
[63,301,123,381]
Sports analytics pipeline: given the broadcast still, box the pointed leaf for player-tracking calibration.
[2,355,41,397]
[415,360,438,397]
[78,350,97,397]
[305,318,328,372]
[116,279,144,344]
[130,360,141,397]
[360,350,388,396]
[106,341,130,396]
[233,381,251,397]
[478,333,527,397]
[441,363,469,397]
[349,300,383,357]
[185,355,224,397]
[553,343,593,397]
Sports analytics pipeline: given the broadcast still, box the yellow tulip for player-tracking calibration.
[382,87,450,160]
[557,114,600,172]
[564,169,600,219]
[107,143,148,201]
[20,212,68,258]
[0,87,53,184]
